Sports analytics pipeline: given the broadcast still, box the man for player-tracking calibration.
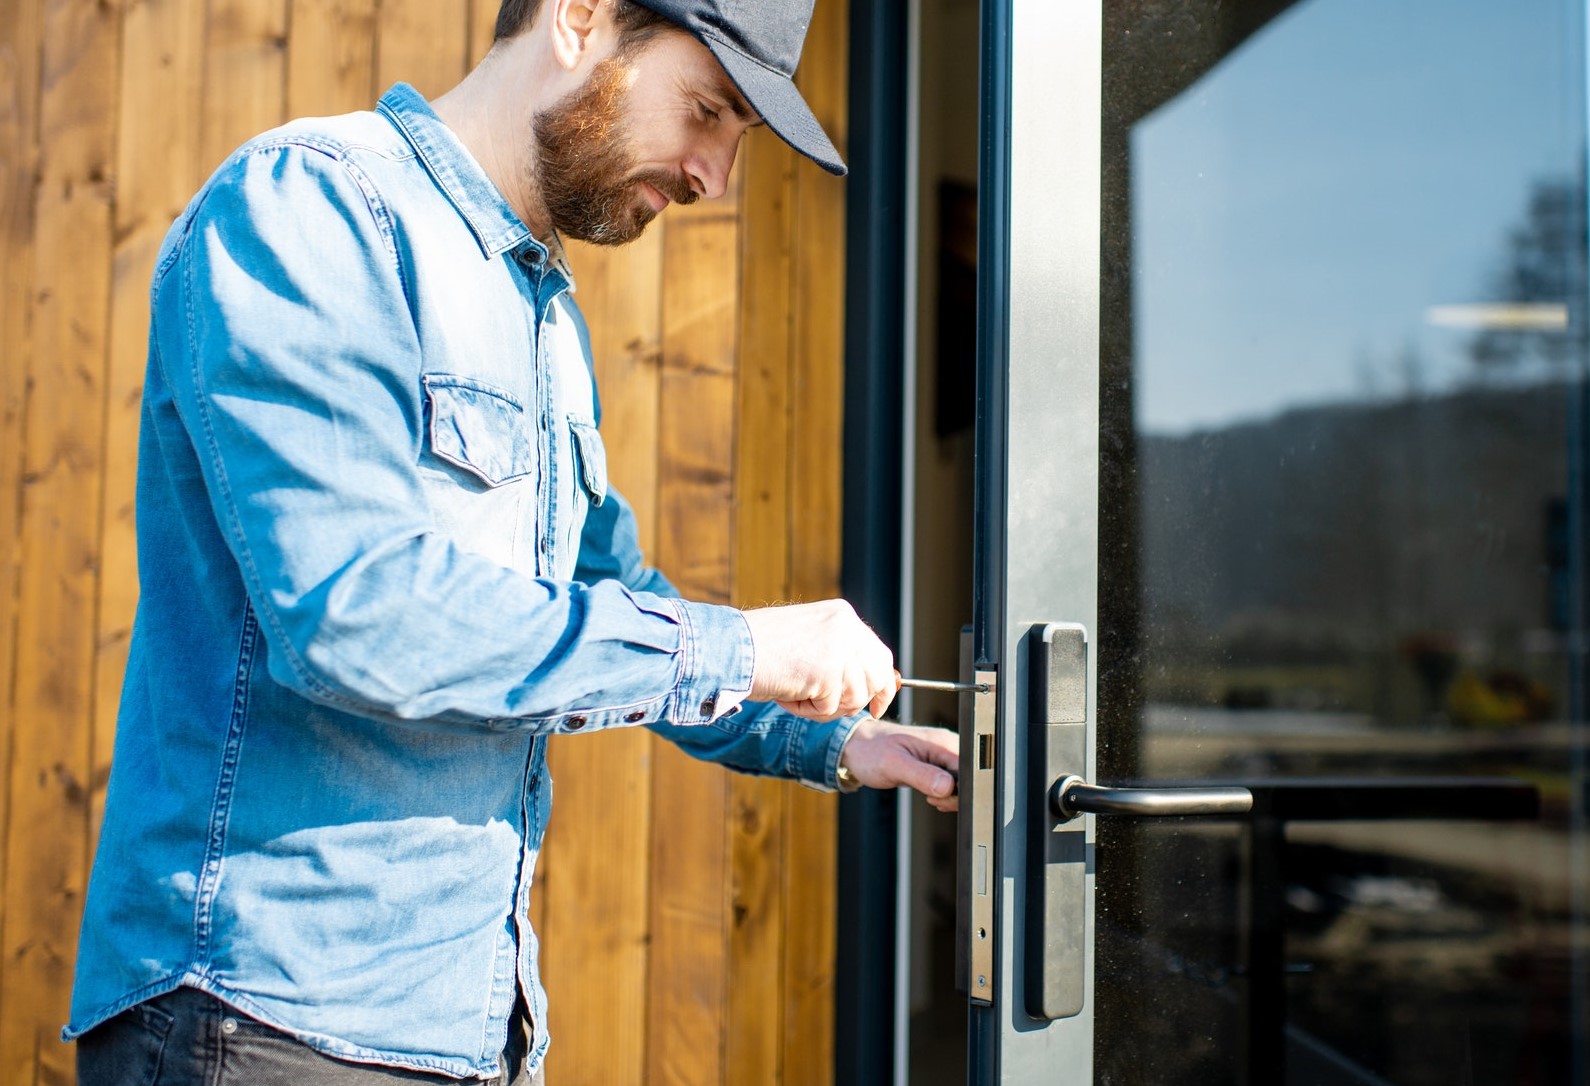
[66,0,958,1082]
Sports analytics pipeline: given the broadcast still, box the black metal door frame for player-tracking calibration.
[837,2,910,1083]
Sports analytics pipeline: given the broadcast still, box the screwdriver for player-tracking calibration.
[895,675,991,695]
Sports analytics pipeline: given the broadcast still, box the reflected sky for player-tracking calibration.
[1134,0,1585,435]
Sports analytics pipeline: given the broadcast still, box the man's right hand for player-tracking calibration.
[741,600,897,721]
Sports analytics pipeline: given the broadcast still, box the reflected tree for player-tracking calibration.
[1469,172,1589,373]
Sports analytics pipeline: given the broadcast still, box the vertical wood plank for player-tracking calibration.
[652,208,739,603]
[726,126,800,1086]
[0,0,121,1080]
[648,190,741,1086]
[788,0,848,606]
[287,0,377,118]
[781,784,839,1084]
[732,139,797,608]
[0,0,44,1019]
[467,0,500,69]
[202,0,288,174]
[94,0,206,855]
[570,234,666,557]
[783,2,849,1081]
[539,232,666,1086]
[375,0,468,101]
[538,728,655,1086]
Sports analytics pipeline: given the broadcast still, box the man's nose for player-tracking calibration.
[685,135,741,200]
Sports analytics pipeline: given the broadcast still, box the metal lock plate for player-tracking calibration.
[956,630,998,1006]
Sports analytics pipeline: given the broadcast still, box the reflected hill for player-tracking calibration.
[1138,378,1576,726]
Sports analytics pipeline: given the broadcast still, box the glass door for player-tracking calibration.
[955,0,1590,1082]
[1094,0,1590,1082]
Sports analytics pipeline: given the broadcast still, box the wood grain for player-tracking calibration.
[3,4,854,1082]
[201,0,288,176]
[539,726,656,1086]
[652,199,740,605]
[539,231,666,1086]
[375,0,468,101]
[287,0,377,117]
[789,0,848,609]
[647,189,741,1086]
[93,0,206,854]
[0,0,45,1026]
[726,123,800,1086]
[784,2,849,1079]
[0,0,121,1080]
[467,0,500,69]
[568,234,665,555]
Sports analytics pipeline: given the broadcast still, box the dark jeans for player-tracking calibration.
[75,986,543,1086]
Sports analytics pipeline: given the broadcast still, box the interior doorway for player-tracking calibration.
[897,0,981,1081]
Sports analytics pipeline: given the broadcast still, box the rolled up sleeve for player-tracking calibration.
[576,469,859,787]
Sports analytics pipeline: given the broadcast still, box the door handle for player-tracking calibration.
[1024,625,1256,1021]
[1051,776,1253,820]
[1022,624,1256,1022]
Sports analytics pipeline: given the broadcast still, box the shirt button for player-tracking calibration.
[565,715,588,731]
[624,711,645,723]
[699,696,717,717]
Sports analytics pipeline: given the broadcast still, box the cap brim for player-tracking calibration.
[702,36,848,177]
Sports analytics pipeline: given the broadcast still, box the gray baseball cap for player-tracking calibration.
[633,0,847,176]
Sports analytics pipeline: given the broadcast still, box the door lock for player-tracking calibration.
[953,631,999,1008]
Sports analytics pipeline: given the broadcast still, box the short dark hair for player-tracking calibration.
[494,0,673,49]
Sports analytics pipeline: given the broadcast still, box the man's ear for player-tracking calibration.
[548,0,607,72]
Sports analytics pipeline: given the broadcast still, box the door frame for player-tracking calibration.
[837,1,1106,1082]
[837,2,912,1084]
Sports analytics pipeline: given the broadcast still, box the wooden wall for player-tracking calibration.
[0,1,849,1083]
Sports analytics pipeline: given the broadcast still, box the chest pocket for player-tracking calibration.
[421,374,535,572]
[424,374,533,486]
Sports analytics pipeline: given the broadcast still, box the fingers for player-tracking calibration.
[889,742,957,802]
[909,729,960,772]
[867,681,897,721]
[833,721,961,812]
[894,729,959,812]
[743,599,897,721]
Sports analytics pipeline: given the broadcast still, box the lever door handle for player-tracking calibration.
[1050,775,1254,821]
[1025,622,1256,1022]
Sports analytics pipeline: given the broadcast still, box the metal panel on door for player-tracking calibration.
[966,0,1102,1080]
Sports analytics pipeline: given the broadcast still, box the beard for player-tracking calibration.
[532,55,698,246]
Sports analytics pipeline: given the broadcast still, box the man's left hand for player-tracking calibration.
[839,717,959,813]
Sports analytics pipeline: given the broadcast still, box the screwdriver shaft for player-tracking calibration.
[897,677,991,694]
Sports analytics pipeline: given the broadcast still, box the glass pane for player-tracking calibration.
[1098,1,1590,1082]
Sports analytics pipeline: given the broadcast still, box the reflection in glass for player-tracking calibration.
[1098,0,1589,1082]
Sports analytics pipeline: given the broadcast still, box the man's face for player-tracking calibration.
[533,29,760,246]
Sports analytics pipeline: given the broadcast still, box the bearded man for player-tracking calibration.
[65,1,959,1082]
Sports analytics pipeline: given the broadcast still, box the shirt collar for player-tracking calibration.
[543,231,577,290]
[377,82,541,262]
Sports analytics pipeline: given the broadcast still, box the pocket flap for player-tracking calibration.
[424,375,533,487]
[568,419,608,507]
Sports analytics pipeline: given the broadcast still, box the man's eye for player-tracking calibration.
[696,101,720,123]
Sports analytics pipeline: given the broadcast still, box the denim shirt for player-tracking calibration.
[66,84,859,1079]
